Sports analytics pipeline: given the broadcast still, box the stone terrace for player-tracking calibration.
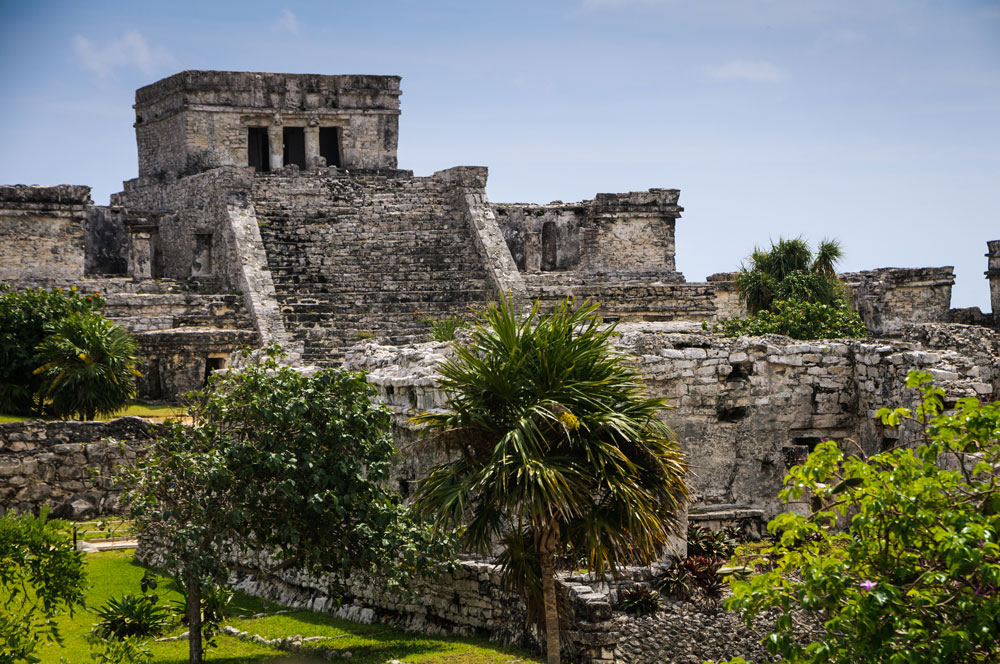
[253,170,494,364]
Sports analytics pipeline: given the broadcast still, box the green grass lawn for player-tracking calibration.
[0,402,186,423]
[36,550,540,664]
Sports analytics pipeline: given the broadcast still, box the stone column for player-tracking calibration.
[304,125,320,168]
[267,125,283,171]
[987,240,1000,323]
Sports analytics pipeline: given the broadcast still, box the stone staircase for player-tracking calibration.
[253,173,493,365]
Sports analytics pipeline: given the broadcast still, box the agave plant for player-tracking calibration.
[413,296,688,664]
[93,593,173,640]
[33,312,141,421]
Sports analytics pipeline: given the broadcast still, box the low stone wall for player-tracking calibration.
[0,417,158,518]
[145,541,620,663]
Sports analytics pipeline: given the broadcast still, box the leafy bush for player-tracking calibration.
[0,284,105,415]
[0,510,87,663]
[93,594,172,640]
[714,299,867,340]
[34,312,141,421]
[429,315,466,342]
[618,585,661,616]
[723,371,1000,663]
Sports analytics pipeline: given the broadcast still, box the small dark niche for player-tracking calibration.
[791,436,822,452]
[716,405,748,422]
[726,362,752,382]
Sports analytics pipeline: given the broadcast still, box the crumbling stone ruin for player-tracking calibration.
[3,69,1000,663]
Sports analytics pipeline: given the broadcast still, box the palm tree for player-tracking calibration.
[735,236,845,314]
[33,312,141,421]
[413,297,688,664]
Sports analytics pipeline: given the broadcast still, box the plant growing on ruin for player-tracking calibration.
[722,371,1000,664]
[413,297,688,664]
[0,284,105,416]
[0,510,87,664]
[715,299,867,340]
[34,312,141,421]
[735,237,845,315]
[427,315,467,342]
[618,585,661,616]
[120,347,452,664]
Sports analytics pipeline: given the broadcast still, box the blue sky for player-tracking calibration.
[1,0,997,308]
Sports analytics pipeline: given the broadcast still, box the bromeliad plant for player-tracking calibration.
[723,370,1000,664]
[413,297,688,664]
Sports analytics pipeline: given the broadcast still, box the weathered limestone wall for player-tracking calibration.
[252,169,495,364]
[112,167,292,350]
[494,189,682,277]
[134,71,401,180]
[842,267,955,336]
[0,185,90,283]
[704,272,745,320]
[494,190,697,322]
[987,240,1000,324]
[0,417,158,519]
[347,323,1000,520]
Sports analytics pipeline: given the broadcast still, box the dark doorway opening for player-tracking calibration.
[283,127,306,169]
[204,357,225,386]
[247,127,270,172]
[541,221,558,271]
[319,127,342,167]
[145,358,162,400]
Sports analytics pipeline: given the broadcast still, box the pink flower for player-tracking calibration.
[859,580,877,593]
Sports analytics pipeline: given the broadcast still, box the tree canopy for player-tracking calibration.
[724,371,1000,663]
[0,510,87,664]
[121,348,452,663]
[413,298,688,663]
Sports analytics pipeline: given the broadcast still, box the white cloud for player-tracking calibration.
[705,59,788,83]
[272,9,300,35]
[72,31,174,78]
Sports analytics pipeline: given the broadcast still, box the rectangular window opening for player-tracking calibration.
[247,127,270,172]
[283,127,306,169]
[319,127,342,167]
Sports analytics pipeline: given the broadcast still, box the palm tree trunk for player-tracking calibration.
[539,520,561,664]
[187,579,203,664]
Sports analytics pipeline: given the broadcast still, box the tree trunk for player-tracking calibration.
[539,520,561,664]
[187,579,203,664]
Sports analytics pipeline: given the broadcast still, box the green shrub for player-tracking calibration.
[723,371,1000,663]
[714,299,867,340]
[618,585,661,616]
[0,510,87,662]
[93,594,172,640]
[429,315,466,342]
[0,284,105,415]
[33,312,141,421]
